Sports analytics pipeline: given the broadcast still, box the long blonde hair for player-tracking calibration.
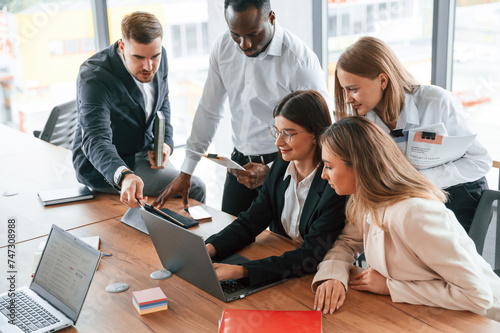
[334,36,419,123]
[320,116,446,229]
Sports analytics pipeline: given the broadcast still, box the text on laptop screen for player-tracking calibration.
[33,230,97,313]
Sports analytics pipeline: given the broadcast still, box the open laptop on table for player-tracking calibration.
[0,225,101,333]
[140,207,286,302]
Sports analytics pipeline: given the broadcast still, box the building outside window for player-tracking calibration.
[327,0,434,93]
[453,0,500,187]
[0,0,95,133]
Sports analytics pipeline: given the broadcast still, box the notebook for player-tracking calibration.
[37,185,94,206]
[140,208,286,302]
[0,225,101,333]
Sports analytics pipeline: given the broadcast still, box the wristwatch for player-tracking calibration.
[115,170,135,188]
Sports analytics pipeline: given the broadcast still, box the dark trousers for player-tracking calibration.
[445,176,488,233]
[221,148,278,217]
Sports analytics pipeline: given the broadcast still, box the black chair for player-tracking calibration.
[468,189,500,276]
[33,100,78,149]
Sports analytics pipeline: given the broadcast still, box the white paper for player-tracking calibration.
[186,206,212,221]
[406,128,476,170]
[186,149,245,170]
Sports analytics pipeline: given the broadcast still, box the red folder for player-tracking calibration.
[218,309,322,333]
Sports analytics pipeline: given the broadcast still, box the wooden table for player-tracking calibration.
[0,124,127,246]
[2,205,499,333]
[2,124,500,332]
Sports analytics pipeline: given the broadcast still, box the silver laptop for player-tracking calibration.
[141,208,286,302]
[0,225,101,333]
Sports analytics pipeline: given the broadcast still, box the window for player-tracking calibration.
[453,0,500,187]
[341,9,350,36]
[327,0,434,94]
[171,25,182,58]
[201,22,209,54]
[169,22,209,58]
[65,39,79,54]
[366,5,375,33]
[49,38,95,56]
[48,40,64,56]
[81,38,95,52]
[328,13,338,37]
[0,0,96,134]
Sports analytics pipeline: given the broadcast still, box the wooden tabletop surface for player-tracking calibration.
[2,124,500,332]
[3,212,499,333]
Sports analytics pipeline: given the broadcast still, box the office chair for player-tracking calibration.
[34,99,78,149]
[468,189,500,276]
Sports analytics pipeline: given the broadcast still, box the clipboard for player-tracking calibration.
[187,149,245,170]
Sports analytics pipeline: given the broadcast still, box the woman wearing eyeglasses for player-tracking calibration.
[205,90,347,286]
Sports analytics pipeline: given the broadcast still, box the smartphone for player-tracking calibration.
[186,206,212,221]
[143,203,199,228]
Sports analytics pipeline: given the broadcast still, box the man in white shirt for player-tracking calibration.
[154,0,331,216]
[73,12,205,208]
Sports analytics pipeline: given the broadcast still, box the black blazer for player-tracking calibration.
[206,157,347,286]
[72,41,173,189]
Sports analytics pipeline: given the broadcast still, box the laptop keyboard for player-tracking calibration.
[220,278,250,294]
[0,291,60,333]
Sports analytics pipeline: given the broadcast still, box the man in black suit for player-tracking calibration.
[72,11,205,208]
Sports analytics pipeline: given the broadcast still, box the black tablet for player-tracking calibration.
[143,203,199,228]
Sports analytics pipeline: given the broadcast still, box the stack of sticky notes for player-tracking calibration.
[132,287,168,315]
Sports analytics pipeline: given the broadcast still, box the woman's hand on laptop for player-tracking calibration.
[213,263,248,281]
[206,243,217,257]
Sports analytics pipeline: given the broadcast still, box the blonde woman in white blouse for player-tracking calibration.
[332,36,491,232]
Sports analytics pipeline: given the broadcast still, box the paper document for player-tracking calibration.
[187,149,245,170]
[405,127,476,170]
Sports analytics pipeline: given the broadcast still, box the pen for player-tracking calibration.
[183,207,194,219]
[136,198,144,208]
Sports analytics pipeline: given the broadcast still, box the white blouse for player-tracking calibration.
[281,162,319,242]
[365,85,491,188]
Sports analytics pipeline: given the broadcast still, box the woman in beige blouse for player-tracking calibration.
[313,116,500,322]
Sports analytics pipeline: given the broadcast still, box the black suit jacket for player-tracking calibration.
[206,157,347,286]
[72,41,173,189]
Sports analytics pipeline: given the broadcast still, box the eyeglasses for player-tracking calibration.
[269,126,306,143]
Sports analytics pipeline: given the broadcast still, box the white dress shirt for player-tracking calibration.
[281,162,319,243]
[114,46,158,181]
[365,85,491,188]
[181,22,332,175]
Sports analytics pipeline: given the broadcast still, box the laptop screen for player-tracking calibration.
[30,225,101,323]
